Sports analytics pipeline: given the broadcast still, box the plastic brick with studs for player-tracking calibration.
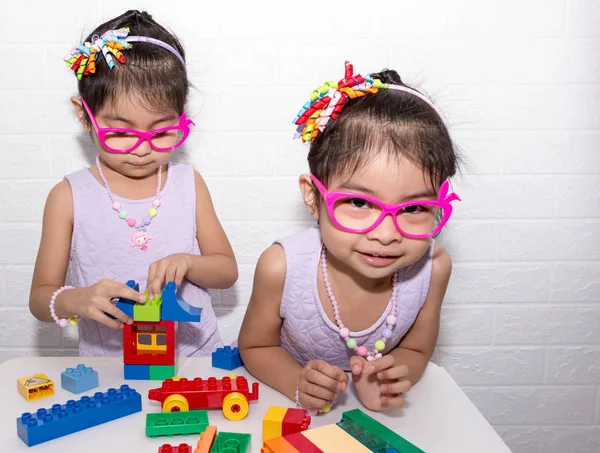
[146,410,209,437]
[148,376,259,421]
[16,384,142,446]
[61,364,99,394]
[212,346,243,371]
[134,291,162,322]
[210,431,251,453]
[263,406,311,443]
[158,444,194,453]
[161,281,201,322]
[17,373,54,402]
[339,409,424,453]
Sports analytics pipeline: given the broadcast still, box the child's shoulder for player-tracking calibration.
[275,226,321,251]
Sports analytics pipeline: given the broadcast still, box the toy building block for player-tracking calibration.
[61,364,99,394]
[123,320,176,367]
[261,435,302,453]
[124,364,150,380]
[17,373,54,402]
[16,384,142,447]
[281,407,311,436]
[148,376,259,421]
[263,406,288,442]
[150,364,177,380]
[210,431,251,453]
[159,444,194,453]
[339,409,425,453]
[194,425,217,453]
[212,346,243,371]
[146,410,209,437]
[106,279,138,320]
[161,282,202,322]
[302,424,372,453]
[134,292,162,322]
[273,431,323,453]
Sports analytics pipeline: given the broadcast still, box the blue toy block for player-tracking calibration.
[124,364,150,380]
[161,282,202,322]
[61,364,98,394]
[212,346,243,371]
[16,384,142,446]
[107,279,138,320]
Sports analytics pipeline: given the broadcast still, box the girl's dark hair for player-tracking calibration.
[307,69,459,192]
[77,10,188,120]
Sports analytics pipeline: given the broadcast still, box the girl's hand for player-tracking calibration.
[297,359,348,411]
[350,355,411,411]
[146,253,191,298]
[76,279,146,329]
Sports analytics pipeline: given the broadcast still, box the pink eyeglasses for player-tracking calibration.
[80,98,194,154]
[311,175,461,239]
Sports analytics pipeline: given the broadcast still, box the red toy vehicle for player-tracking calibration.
[148,376,259,421]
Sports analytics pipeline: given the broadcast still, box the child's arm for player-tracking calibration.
[29,181,144,328]
[351,244,452,411]
[145,171,237,297]
[239,244,347,410]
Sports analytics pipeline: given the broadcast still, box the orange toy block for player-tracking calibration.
[194,425,216,453]
[261,435,301,453]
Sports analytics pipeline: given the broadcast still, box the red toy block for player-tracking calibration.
[282,408,311,436]
[158,444,193,453]
[123,320,176,366]
[283,432,324,453]
[148,376,259,421]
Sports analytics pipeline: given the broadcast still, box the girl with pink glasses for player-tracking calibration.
[239,62,461,413]
[28,11,237,357]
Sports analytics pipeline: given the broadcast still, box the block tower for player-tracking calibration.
[115,280,201,380]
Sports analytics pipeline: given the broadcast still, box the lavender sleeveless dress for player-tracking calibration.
[65,162,222,357]
[277,227,433,371]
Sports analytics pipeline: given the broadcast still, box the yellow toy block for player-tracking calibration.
[17,373,54,401]
[301,424,372,453]
[263,406,288,442]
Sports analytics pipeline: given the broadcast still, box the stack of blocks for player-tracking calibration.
[118,280,201,380]
[261,408,425,453]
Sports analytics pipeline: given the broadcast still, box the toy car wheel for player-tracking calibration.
[162,394,190,412]
[222,392,249,420]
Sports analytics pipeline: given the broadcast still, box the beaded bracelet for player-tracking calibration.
[49,286,79,327]
[294,377,332,415]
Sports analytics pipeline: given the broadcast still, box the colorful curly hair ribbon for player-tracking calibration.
[293,61,388,142]
[64,28,132,80]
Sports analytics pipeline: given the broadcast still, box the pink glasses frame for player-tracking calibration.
[311,175,461,239]
[80,98,194,154]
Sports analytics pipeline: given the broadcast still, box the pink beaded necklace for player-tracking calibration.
[320,247,398,361]
[95,156,162,251]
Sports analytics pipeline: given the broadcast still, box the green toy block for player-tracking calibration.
[210,431,251,453]
[146,410,209,437]
[133,293,162,322]
[339,409,425,453]
[149,364,176,380]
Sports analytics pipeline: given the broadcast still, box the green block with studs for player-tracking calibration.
[146,410,209,437]
[133,292,162,322]
[149,364,176,380]
[210,431,251,453]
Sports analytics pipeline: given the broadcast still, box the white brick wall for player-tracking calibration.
[0,1,599,451]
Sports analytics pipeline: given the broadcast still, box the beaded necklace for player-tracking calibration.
[95,156,162,251]
[320,247,398,361]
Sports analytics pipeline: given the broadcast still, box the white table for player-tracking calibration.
[0,357,511,452]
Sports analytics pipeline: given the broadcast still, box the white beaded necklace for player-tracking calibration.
[95,156,162,251]
[320,247,398,361]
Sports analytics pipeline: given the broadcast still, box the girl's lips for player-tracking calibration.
[357,251,399,268]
